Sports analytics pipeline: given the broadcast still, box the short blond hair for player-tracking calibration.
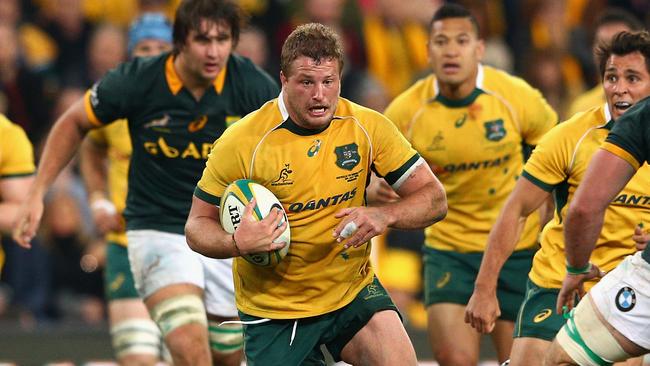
[280,23,344,76]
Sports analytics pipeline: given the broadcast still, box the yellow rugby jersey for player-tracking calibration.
[87,119,131,246]
[0,114,35,271]
[196,94,422,319]
[385,65,557,253]
[524,105,649,289]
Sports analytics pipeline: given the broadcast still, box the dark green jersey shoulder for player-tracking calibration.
[88,52,279,233]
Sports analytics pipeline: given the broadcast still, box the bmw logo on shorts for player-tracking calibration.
[615,286,636,312]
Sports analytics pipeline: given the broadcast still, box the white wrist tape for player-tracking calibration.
[91,198,117,215]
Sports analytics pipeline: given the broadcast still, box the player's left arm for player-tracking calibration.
[79,134,122,234]
[334,161,447,248]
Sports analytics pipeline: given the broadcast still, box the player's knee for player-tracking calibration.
[433,346,477,366]
[208,321,244,354]
[150,294,207,338]
[111,319,161,362]
[542,341,565,366]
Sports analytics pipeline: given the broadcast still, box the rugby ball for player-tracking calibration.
[220,179,290,266]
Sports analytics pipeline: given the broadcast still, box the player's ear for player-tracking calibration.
[280,70,288,87]
[476,39,486,61]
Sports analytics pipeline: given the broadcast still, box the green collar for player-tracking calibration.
[602,119,615,130]
[435,88,484,108]
[279,117,337,136]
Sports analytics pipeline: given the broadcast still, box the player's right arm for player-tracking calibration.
[79,132,121,234]
[14,58,138,248]
[185,121,287,259]
[13,99,97,248]
[465,177,550,333]
[185,196,286,259]
[557,149,632,313]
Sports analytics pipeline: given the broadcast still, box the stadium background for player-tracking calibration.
[1,0,649,364]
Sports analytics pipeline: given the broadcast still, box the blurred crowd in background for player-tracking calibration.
[1,0,649,330]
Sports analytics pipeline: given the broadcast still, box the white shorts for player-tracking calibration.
[127,229,237,317]
[589,251,650,349]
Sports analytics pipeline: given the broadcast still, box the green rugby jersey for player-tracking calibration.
[83,52,279,234]
[602,96,650,265]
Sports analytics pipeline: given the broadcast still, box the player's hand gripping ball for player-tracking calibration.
[220,179,290,266]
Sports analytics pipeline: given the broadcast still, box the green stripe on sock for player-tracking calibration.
[210,341,244,352]
[208,326,243,333]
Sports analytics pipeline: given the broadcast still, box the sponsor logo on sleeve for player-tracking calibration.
[615,286,636,312]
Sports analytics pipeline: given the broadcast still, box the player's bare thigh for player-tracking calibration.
[340,310,416,366]
[109,298,151,324]
[491,319,515,363]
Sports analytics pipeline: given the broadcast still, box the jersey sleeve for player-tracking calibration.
[603,101,650,170]
[515,79,558,146]
[521,122,573,191]
[245,67,279,109]
[0,120,35,177]
[369,111,422,189]
[83,61,139,126]
[195,126,250,205]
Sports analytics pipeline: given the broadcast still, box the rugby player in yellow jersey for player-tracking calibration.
[0,115,34,272]
[566,8,643,117]
[185,23,447,365]
[379,3,557,364]
[80,13,172,365]
[547,31,650,366]
[465,30,650,366]
[13,1,279,365]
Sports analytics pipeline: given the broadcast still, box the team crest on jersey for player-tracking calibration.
[484,119,506,141]
[335,143,360,170]
[271,163,294,186]
[615,286,636,312]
